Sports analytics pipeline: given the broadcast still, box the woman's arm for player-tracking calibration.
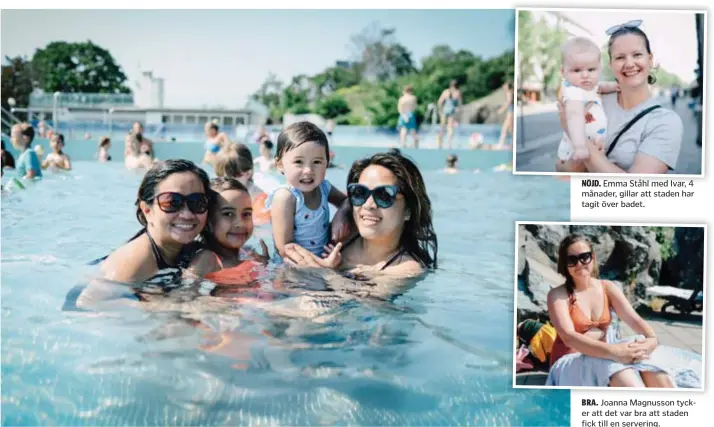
[604,281,657,344]
[270,188,296,257]
[184,249,221,278]
[327,186,347,207]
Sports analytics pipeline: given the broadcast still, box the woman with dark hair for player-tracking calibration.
[558,21,683,174]
[76,160,213,309]
[546,234,700,388]
[283,152,437,280]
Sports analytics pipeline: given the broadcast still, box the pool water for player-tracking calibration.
[1,157,570,426]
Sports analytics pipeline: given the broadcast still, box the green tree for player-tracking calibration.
[1,56,35,111]
[351,23,415,82]
[31,41,131,94]
[517,11,538,85]
[315,93,351,119]
[536,19,568,96]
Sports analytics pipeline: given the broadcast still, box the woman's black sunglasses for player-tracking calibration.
[151,192,209,214]
[347,183,400,209]
[566,251,593,267]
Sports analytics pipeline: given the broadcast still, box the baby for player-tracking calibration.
[557,37,609,163]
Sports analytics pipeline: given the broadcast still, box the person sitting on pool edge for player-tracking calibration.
[12,125,42,180]
[76,160,213,308]
[282,152,438,296]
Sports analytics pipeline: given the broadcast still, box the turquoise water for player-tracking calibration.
[3,135,511,173]
[1,153,570,426]
[47,123,505,149]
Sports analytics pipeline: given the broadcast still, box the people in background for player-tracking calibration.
[13,125,42,179]
[444,154,459,174]
[98,137,112,162]
[437,80,462,149]
[254,138,276,172]
[397,85,419,148]
[42,133,72,171]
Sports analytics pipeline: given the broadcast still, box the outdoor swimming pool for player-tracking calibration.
[1,158,570,426]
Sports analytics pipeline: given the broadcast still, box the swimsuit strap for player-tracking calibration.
[341,235,405,272]
[214,252,225,270]
[145,228,173,270]
[381,248,406,271]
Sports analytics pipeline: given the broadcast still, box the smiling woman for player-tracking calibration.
[76,159,212,308]
[559,22,684,174]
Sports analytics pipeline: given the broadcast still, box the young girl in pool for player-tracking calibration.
[186,177,268,285]
[214,149,272,226]
[266,121,348,261]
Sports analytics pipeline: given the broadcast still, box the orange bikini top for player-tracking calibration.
[204,257,261,286]
[568,285,612,333]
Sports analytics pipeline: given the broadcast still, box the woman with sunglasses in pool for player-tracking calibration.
[283,152,437,285]
[545,234,700,388]
[77,161,213,309]
[558,20,683,174]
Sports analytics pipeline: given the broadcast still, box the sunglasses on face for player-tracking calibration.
[151,192,209,214]
[566,251,593,267]
[347,183,400,209]
[606,19,643,35]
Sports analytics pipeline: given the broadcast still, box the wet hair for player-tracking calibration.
[403,85,414,94]
[99,137,111,148]
[449,80,460,89]
[215,152,253,178]
[208,123,219,133]
[21,126,35,145]
[261,139,274,151]
[557,234,599,296]
[387,148,402,156]
[275,121,329,162]
[53,133,65,144]
[134,159,213,228]
[347,152,438,269]
[1,141,16,169]
[607,26,656,85]
[561,37,601,65]
[233,143,253,163]
[446,154,458,167]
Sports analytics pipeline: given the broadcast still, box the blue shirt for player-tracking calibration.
[16,147,42,179]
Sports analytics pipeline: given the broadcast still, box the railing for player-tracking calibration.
[29,92,134,108]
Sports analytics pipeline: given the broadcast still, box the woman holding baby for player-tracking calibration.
[557,21,683,174]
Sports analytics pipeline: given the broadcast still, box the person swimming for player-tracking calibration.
[42,133,72,171]
[98,137,112,162]
[444,154,459,174]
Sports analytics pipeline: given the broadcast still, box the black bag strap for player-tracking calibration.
[606,105,661,157]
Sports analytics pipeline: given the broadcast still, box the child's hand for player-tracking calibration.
[247,239,270,265]
[319,242,343,269]
[572,145,590,161]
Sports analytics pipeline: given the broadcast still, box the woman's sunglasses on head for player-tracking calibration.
[606,19,643,35]
[347,183,400,209]
[566,251,593,267]
[151,192,209,214]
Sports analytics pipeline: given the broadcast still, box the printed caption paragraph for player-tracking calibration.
[580,398,696,427]
[580,179,695,209]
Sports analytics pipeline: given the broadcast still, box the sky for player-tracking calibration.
[1,9,514,108]
[528,9,700,84]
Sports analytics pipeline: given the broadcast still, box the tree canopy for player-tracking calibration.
[252,23,514,126]
[31,41,131,94]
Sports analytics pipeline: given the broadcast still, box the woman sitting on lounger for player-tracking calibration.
[546,233,701,388]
